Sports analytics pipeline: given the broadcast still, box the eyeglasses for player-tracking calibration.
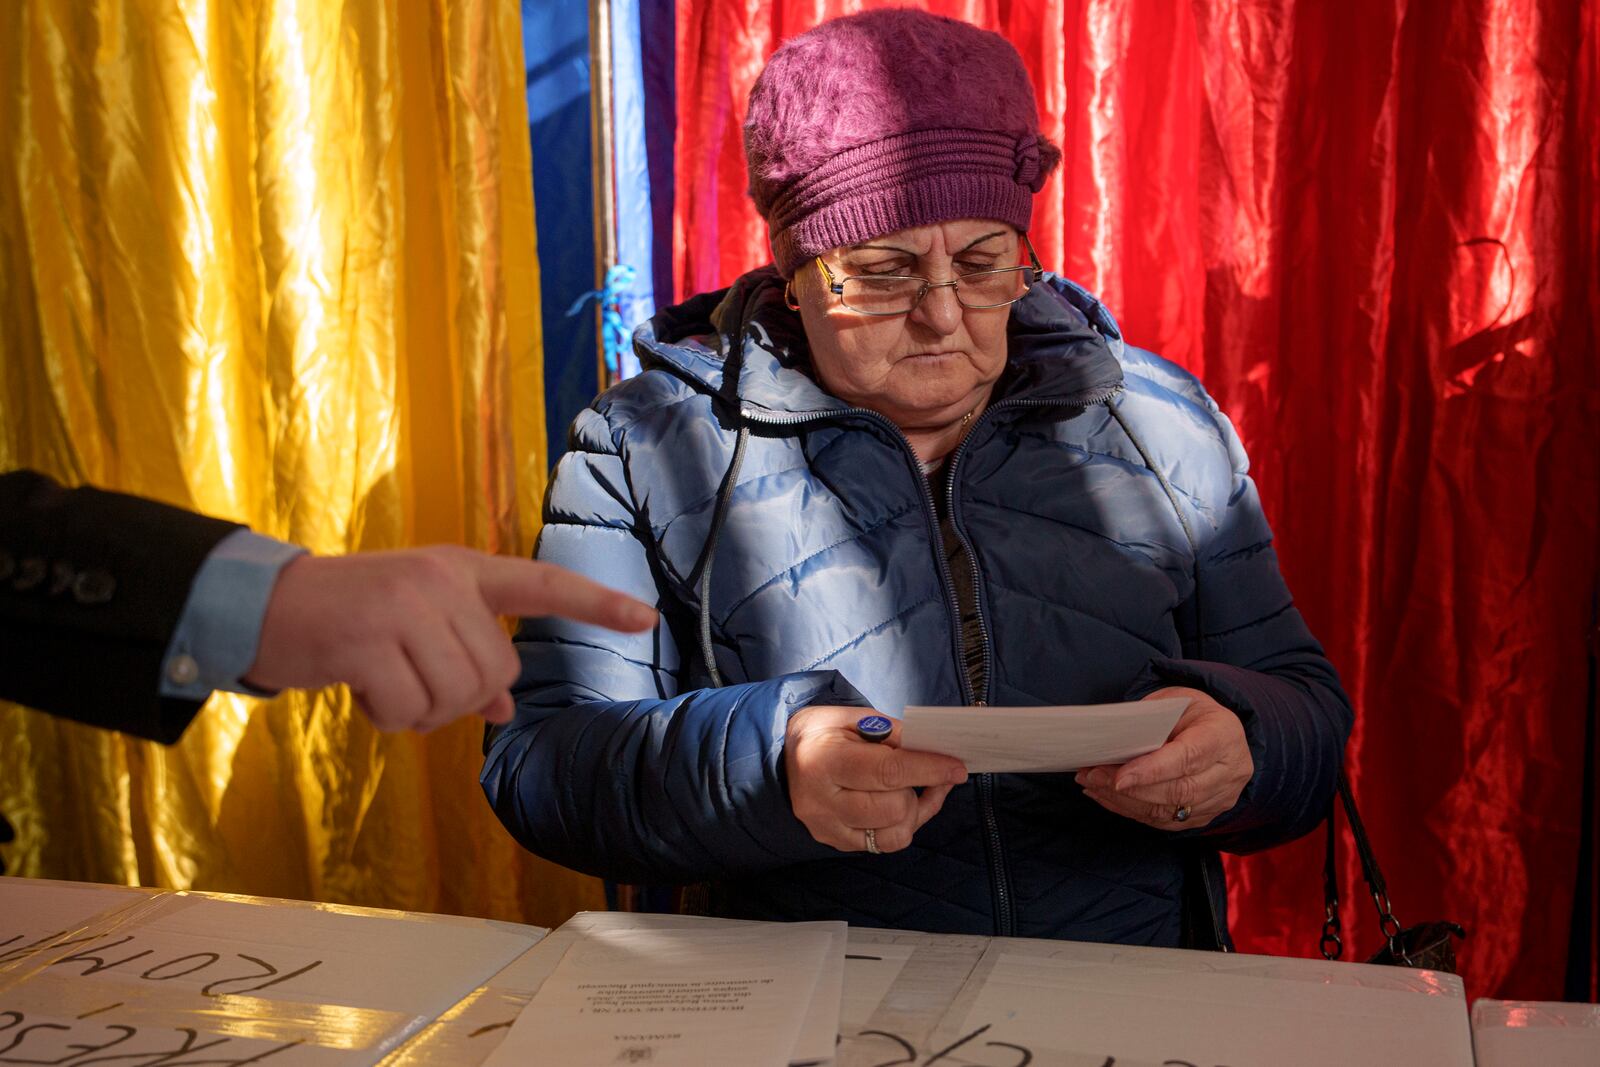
[814,233,1044,316]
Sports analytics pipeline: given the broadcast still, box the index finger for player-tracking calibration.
[1114,735,1206,790]
[473,555,658,633]
[833,741,967,792]
[873,717,911,748]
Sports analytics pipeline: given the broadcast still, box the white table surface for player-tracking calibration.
[8,876,1580,1066]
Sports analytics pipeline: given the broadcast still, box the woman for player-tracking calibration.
[483,9,1351,947]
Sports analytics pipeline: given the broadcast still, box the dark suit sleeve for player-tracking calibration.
[0,469,242,743]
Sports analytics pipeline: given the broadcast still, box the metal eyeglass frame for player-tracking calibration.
[813,232,1045,316]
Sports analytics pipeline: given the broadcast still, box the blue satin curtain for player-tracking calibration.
[523,0,601,462]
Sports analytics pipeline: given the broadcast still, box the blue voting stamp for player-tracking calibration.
[855,714,894,742]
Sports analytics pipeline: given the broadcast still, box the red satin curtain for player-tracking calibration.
[673,0,1600,999]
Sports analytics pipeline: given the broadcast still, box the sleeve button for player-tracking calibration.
[165,654,200,687]
[72,569,116,605]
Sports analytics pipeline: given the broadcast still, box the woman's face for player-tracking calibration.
[793,219,1021,433]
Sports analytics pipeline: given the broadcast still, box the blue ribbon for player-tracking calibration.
[566,263,639,382]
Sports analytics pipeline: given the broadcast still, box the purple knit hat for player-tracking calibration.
[744,9,1060,278]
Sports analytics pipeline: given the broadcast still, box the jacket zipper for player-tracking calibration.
[742,385,1123,939]
[941,390,1120,938]
[943,423,1006,934]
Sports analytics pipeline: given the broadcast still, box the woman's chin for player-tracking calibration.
[877,393,981,431]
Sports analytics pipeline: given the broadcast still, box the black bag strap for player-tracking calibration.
[1321,789,1343,960]
[1322,770,1406,961]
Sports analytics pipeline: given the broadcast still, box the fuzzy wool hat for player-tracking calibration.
[744,9,1060,277]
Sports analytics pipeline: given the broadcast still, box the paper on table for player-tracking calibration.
[378,934,571,1066]
[0,878,152,944]
[1472,1000,1600,1067]
[839,937,915,1029]
[934,941,1473,1066]
[833,930,990,1067]
[899,697,1189,773]
[382,919,849,1067]
[486,920,836,1067]
[0,878,545,1066]
[553,911,847,1067]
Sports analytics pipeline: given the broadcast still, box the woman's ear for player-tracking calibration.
[793,259,815,293]
[786,258,824,309]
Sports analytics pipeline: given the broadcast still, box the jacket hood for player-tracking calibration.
[632,266,1127,420]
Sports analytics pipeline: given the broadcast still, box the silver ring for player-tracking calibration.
[1174,806,1192,823]
[864,828,881,854]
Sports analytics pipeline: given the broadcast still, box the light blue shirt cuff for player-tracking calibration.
[159,529,307,701]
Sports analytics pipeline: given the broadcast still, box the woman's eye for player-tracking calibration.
[854,263,909,276]
[956,260,998,274]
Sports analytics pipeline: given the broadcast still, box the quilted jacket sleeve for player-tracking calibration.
[480,406,865,884]
[1123,391,1354,854]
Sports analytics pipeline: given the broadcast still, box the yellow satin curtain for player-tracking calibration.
[0,0,604,926]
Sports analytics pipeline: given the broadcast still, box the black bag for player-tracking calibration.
[1320,771,1466,972]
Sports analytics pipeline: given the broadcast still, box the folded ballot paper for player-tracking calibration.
[900,696,1190,773]
[483,911,846,1067]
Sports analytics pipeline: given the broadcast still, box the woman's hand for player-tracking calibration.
[1074,687,1253,831]
[785,705,969,854]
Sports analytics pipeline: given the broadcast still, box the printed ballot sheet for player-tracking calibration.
[552,911,848,1066]
[900,697,1188,773]
[929,938,1475,1066]
[486,914,840,1067]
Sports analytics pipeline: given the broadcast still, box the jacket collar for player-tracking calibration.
[634,267,1126,422]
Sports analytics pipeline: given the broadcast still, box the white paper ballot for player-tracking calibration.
[487,920,836,1067]
[899,697,1189,773]
[551,911,847,1067]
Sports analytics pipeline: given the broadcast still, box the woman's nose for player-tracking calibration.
[910,283,963,335]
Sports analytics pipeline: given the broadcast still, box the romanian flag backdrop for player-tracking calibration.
[3,0,1598,1004]
[0,0,603,928]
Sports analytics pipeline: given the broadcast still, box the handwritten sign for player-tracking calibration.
[376,935,557,1066]
[839,937,915,1030]
[934,941,1472,1067]
[832,931,1476,1067]
[0,877,544,1066]
[0,880,149,933]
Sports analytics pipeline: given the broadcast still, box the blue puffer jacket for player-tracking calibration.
[483,268,1352,945]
